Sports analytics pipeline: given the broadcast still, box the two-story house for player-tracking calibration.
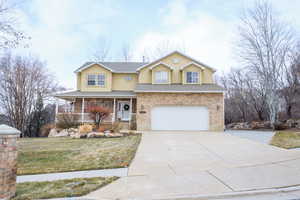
[55,51,225,131]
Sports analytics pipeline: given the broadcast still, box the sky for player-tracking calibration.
[14,0,300,89]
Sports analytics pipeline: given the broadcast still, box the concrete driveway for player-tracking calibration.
[226,130,275,144]
[86,132,300,200]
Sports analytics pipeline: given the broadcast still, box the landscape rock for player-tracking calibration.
[48,128,58,137]
[250,121,271,129]
[226,122,252,130]
[53,129,69,137]
[286,119,300,129]
[120,130,141,135]
[104,130,111,137]
[87,132,105,138]
[70,133,81,139]
[106,133,123,138]
[226,119,300,130]
[119,129,130,134]
[226,121,271,130]
[68,128,78,132]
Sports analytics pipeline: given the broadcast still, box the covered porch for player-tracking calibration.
[54,91,137,124]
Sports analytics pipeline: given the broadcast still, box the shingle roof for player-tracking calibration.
[75,62,148,73]
[135,84,225,93]
[54,90,136,99]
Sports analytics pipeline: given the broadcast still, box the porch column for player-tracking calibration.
[112,98,116,123]
[72,98,76,112]
[81,98,85,123]
[129,98,133,128]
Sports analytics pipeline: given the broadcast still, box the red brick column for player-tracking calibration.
[0,125,20,200]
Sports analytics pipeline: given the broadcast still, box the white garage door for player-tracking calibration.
[151,106,209,131]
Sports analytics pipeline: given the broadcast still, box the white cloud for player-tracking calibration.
[133,0,300,73]
[133,0,236,73]
[16,0,118,88]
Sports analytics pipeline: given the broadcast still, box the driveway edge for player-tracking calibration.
[153,185,300,200]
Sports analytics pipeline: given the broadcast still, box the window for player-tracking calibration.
[87,74,105,86]
[186,72,199,83]
[155,71,168,83]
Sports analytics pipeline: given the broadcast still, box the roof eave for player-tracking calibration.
[134,90,224,93]
[180,62,205,70]
[74,63,114,73]
[149,62,174,70]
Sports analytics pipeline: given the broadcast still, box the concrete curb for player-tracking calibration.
[152,185,300,200]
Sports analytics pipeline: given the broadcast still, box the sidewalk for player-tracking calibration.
[17,168,128,183]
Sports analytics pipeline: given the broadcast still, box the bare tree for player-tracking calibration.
[91,37,111,62]
[0,52,58,136]
[236,1,295,129]
[121,43,133,62]
[280,45,300,118]
[217,69,267,123]
[0,0,27,49]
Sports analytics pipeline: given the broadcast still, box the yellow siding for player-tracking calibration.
[76,73,81,90]
[112,73,138,91]
[151,65,171,84]
[138,67,152,83]
[76,52,215,92]
[80,64,112,92]
[138,52,214,84]
[182,65,202,84]
[202,68,214,83]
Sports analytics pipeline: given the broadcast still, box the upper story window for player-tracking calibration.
[87,74,105,86]
[155,71,168,83]
[186,72,199,83]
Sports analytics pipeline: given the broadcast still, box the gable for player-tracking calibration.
[74,62,113,73]
[80,64,112,74]
[137,51,216,72]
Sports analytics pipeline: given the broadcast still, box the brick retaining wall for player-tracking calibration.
[0,125,20,200]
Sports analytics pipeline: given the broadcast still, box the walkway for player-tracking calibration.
[17,168,128,183]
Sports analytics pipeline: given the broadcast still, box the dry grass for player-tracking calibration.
[17,135,141,175]
[13,177,118,200]
[270,131,300,149]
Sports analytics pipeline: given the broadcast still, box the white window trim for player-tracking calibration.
[87,73,105,87]
[186,71,199,84]
[154,71,168,84]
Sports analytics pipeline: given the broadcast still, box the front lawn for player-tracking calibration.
[13,177,118,200]
[18,135,141,175]
[270,131,300,149]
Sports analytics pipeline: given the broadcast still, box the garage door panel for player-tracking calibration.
[151,106,209,131]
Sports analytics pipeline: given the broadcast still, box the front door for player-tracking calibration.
[118,101,130,121]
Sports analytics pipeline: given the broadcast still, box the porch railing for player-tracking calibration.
[56,112,136,123]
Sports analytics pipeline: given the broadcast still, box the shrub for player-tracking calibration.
[79,124,93,134]
[112,121,122,133]
[40,123,55,137]
[87,106,111,128]
[56,113,80,129]
[98,126,106,132]
[130,115,137,130]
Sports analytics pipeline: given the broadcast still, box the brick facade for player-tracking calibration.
[0,134,19,199]
[136,93,224,131]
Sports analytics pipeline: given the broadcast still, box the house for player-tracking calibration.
[55,51,225,131]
